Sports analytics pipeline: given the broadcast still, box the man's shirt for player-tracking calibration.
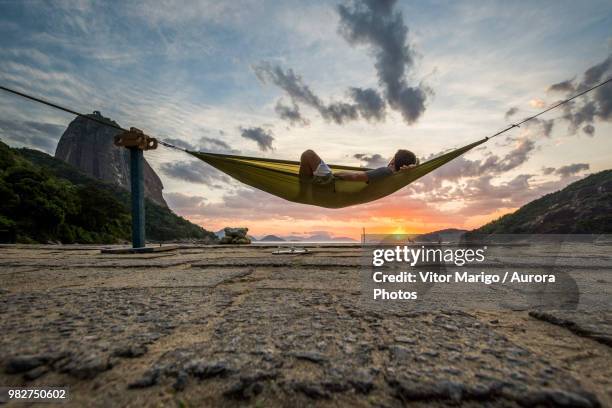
[365,167,393,183]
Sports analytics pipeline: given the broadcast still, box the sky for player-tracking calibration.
[0,0,611,239]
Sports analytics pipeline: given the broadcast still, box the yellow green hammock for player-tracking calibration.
[188,137,488,209]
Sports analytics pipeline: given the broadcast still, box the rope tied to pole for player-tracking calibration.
[158,140,187,152]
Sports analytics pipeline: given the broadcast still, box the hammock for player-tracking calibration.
[188,137,488,209]
[2,78,609,209]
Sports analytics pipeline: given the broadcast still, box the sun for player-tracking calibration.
[392,226,407,235]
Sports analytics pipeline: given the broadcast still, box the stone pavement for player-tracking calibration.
[0,245,610,407]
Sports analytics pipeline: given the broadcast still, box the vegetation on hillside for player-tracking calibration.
[0,140,217,244]
[475,170,612,234]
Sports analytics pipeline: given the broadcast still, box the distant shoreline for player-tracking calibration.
[252,240,357,245]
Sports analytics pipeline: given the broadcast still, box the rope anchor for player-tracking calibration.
[114,127,158,150]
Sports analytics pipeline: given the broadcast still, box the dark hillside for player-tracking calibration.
[0,140,217,244]
[475,170,612,233]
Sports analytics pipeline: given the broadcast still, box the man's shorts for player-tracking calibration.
[312,160,335,185]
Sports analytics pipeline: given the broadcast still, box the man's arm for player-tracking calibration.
[399,164,418,171]
[334,171,368,182]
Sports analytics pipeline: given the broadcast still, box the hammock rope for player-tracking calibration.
[1,77,610,208]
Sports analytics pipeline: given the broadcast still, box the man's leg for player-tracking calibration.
[299,149,322,178]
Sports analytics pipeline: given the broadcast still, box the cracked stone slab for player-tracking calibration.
[126,289,601,406]
[0,287,235,383]
[529,310,612,346]
[0,245,609,407]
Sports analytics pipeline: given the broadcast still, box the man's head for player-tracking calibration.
[389,149,418,171]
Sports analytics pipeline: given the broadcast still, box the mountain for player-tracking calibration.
[275,233,357,242]
[475,170,612,233]
[259,235,285,242]
[328,236,357,242]
[417,228,468,241]
[301,233,357,242]
[0,140,217,244]
[54,111,167,207]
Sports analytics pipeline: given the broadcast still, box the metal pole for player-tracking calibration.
[129,147,145,248]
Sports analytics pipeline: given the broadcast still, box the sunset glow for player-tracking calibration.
[1,1,610,240]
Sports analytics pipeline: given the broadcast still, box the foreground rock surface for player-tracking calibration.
[0,244,610,407]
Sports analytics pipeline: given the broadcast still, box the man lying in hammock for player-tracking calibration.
[299,149,419,184]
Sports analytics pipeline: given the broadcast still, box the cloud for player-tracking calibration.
[462,137,535,175]
[505,54,610,139]
[461,174,534,203]
[542,166,556,175]
[252,0,424,126]
[322,101,359,124]
[413,137,536,191]
[418,172,583,220]
[539,119,554,137]
[0,118,65,153]
[254,62,360,125]
[254,63,319,110]
[487,137,536,172]
[580,55,611,90]
[594,72,612,121]
[163,135,238,153]
[164,192,206,216]
[337,0,429,124]
[562,100,597,131]
[172,184,456,228]
[0,61,95,105]
[529,98,546,108]
[548,79,575,93]
[160,160,230,187]
[239,126,274,151]
[529,118,554,137]
[198,136,238,153]
[504,106,518,120]
[274,100,309,126]
[353,153,387,168]
[555,163,589,178]
[349,87,386,122]
[548,53,612,133]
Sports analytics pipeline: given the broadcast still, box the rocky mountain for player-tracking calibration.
[54,111,167,207]
[475,170,612,233]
